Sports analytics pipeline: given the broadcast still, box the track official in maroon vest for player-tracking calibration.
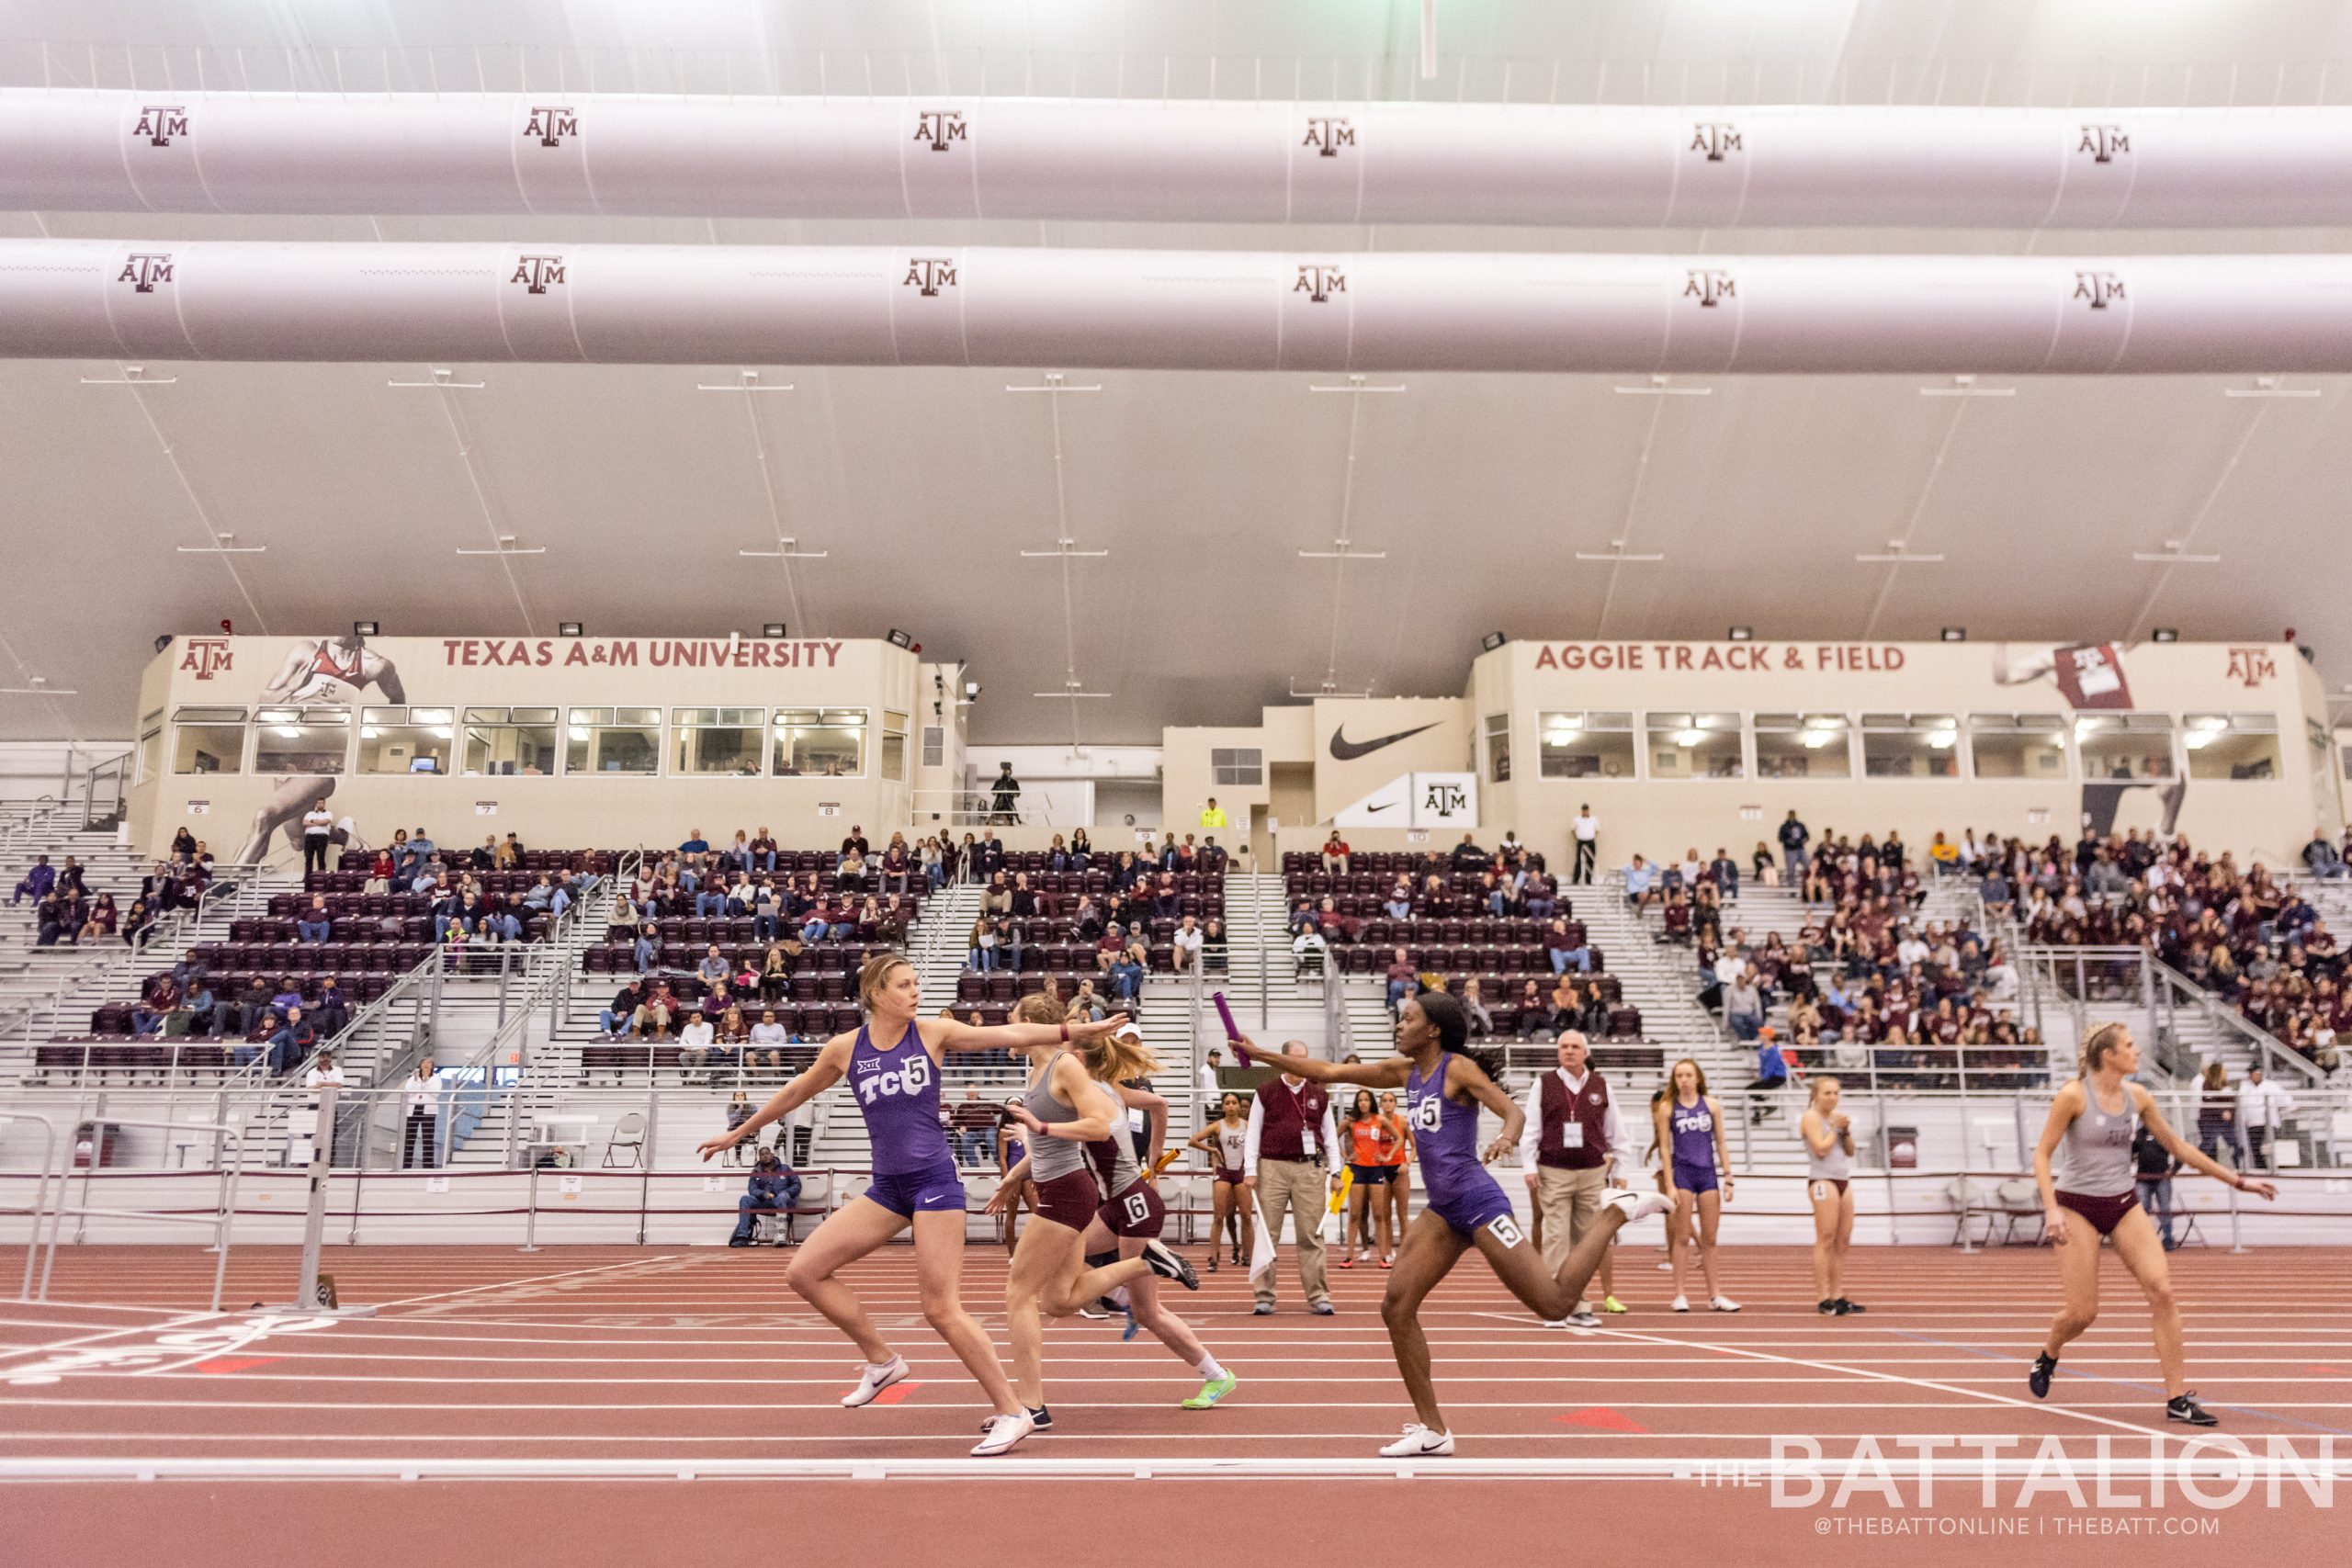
[1244,1042,1341,1314]
[1516,1032,1625,1325]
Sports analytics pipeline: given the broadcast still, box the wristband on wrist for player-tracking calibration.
[1058,1021,1070,1043]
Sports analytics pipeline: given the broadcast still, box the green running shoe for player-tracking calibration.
[1182,1372,1238,1410]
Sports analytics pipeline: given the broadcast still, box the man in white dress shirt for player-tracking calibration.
[1245,1042,1342,1317]
[1517,1032,1625,1327]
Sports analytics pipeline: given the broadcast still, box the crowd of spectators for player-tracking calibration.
[11,828,225,950]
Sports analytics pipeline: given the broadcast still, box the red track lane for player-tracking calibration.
[6,1244,2347,1564]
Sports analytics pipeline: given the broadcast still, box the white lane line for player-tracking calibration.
[7,1396,2349,1415]
[0,1309,227,1369]
[364,1255,694,1310]
[0,1430,2199,1447]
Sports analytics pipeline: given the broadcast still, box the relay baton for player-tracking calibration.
[1211,992,1250,1064]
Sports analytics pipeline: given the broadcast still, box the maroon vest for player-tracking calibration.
[1256,1079,1329,1161]
[1538,1070,1610,1170]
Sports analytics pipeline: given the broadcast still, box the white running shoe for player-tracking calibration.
[971,1409,1036,1457]
[841,1356,910,1408]
[1670,1294,1691,1313]
[1710,1295,1743,1313]
[1601,1187,1675,1225]
[1378,1423,1455,1458]
[1566,1310,1601,1328]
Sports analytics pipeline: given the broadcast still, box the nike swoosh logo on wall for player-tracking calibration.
[1365,802,1396,813]
[1329,722,1441,761]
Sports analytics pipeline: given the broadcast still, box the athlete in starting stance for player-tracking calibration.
[2029,1022,2274,1425]
[1228,992,1669,1457]
[696,953,1136,1457]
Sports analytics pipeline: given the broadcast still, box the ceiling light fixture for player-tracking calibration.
[1481,632,1508,652]
[558,622,583,637]
[696,368,794,393]
[2132,543,2221,565]
[177,531,266,555]
[0,676,77,696]
[763,623,787,639]
[456,535,546,557]
[354,621,379,638]
[2153,628,2182,643]
[1940,627,1966,642]
[386,367,483,389]
[739,536,829,559]
[1726,626,1753,642]
[1919,374,2014,399]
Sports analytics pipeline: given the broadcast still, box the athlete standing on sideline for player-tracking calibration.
[1227,994,1669,1457]
[994,998,1200,1430]
[1380,1089,1414,1245]
[695,953,1136,1457]
[1341,1089,1404,1268]
[2029,1022,2274,1425]
[1186,1092,1250,1269]
[1654,1058,1740,1314]
[1799,1077,1864,1315]
[994,1101,1035,1254]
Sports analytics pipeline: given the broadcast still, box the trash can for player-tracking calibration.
[1883,1124,1919,1170]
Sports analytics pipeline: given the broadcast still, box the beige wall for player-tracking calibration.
[1169,637,2335,873]
[136,634,919,860]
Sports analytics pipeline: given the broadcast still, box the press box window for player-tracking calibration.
[1646,712,1743,780]
[254,706,350,776]
[773,709,865,777]
[172,706,246,775]
[2183,714,2280,781]
[1968,714,2069,779]
[1756,714,1851,779]
[1537,712,1634,781]
[881,711,910,783]
[1211,748,1263,788]
[359,706,456,775]
[1484,714,1511,784]
[463,708,558,776]
[1860,714,1961,779]
[2074,712,2177,781]
[673,707,766,776]
[136,710,164,786]
[567,706,662,775]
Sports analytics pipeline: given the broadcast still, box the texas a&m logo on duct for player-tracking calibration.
[134,105,188,147]
[1302,116,1355,157]
[178,638,233,681]
[913,109,967,152]
[118,253,174,293]
[902,257,957,297]
[2077,124,2132,164]
[1295,265,1347,303]
[2073,270,2126,310]
[525,106,577,148]
[510,254,566,295]
[1683,268,1736,308]
[1690,122,1743,162]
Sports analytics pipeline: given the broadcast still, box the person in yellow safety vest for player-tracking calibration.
[1200,797,1228,829]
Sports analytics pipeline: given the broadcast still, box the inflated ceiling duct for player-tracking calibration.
[3,240,2347,373]
[3,91,2349,228]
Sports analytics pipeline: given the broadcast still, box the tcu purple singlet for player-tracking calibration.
[850,1018,966,1217]
[1406,1051,1515,1239]
[1669,1096,1720,1195]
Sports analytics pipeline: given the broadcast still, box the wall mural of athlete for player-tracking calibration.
[1991,641,2186,839]
[234,634,406,866]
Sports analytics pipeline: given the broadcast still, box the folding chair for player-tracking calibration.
[603,1111,646,1168]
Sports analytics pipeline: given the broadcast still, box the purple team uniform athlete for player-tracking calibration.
[852,1019,967,1216]
[1407,1051,1514,1237]
[1670,1099,1719,1195]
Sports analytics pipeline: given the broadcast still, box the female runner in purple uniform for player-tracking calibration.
[1653,1058,1739,1314]
[1227,992,1669,1457]
[698,953,1135,1458]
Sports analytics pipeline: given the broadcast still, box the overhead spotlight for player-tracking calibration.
[887,628,914,650]
[963,680,981,701]
[1480,632,1507,652]
[153,634,172,655]
[353,620,379,638]
[763,623,787,639]
[2152,627,2181,643]
[559,622,584,637]
[1940,627,1967,642]
[1727,626,1753,642]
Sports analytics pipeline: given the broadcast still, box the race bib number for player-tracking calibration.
[1411,1095,1443,1132]
[1124,1191,1152,1226]
[1486,1214,1525,1248]
[1560,1122,1584,1150]
[1809,1179,1834,1202]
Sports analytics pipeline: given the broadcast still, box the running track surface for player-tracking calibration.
[6,1243,2346,1565]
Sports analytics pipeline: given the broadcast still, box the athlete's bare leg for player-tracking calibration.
[2040,1209,2105,1364]
[910,1208,1023,1416]
[2107,1206,2191,1397]
[1693,1190,1725,1299]
[784,1198,910,1363]
[1379,1208,1472,1433]
[1476,1207,1639,1323]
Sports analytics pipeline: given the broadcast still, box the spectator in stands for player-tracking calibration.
[2236,1066,2294,1170]
[9,852,52,907]
[989,762,1023,824]
[1450,833,1490,873]
[2305,829,2347,880]
[1745,1026,1789,1121]
[131,975,180,1037]
[637,983,677,1042]
[77,893,118,943]
[406,827,437,874]
[120,896,155,950]
[1707,848,1741,898]
[266,1007,316,1076]
[1461,978,1496,1039]
[967,916,1001,973]
[1561,806,1598,886]
[947,1085,996,1168]
[295,893,333,944]
[695,945,729,987]
[677,828,711,872]
[747,1009,789,1074]
[1173,914,1205,973]
[714,1004,749,1067]
[1514,977,1556,1039]
[469,836,497,872]
[313,977,351,1040]
[1722,966,1764,1042]
[600,980,644,1040]
[1778,811,1811,885]
[2194,1061,2236,1161]
[1111,943,1147,1005]
[730,1145,803,1246]
[1623,853,1658,911]
[1320,831,1351,874]
[678,1009,719,1081]
[401,1056,443,1168]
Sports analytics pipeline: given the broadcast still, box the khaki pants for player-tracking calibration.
[1252,1158,1331,1308]
[1535,1164,1608,1312]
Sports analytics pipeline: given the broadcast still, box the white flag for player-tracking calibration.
[1249,1208,1278,1282]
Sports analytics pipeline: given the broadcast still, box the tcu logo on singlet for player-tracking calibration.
[854,1052,932,1104]
[1408,1090,1443,1133]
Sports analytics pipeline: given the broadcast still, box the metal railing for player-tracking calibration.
[2012,942,2321,1086]
[6,859,268,1045]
